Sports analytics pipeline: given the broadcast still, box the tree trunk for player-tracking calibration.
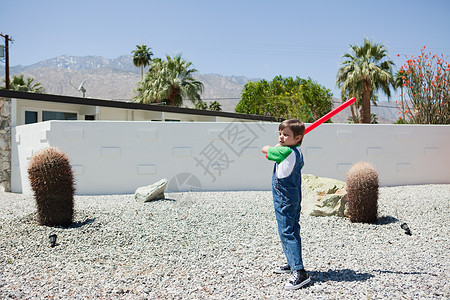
[361,81,372,124]
[168,86,178,106]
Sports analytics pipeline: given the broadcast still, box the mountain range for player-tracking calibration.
[1,55,399,123]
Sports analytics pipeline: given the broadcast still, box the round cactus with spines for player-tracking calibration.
[27,147,75,227]
[346,161,379,223]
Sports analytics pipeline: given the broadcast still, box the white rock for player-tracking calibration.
[134,178,168,202]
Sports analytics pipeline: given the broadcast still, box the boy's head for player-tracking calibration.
[278,119,305,146]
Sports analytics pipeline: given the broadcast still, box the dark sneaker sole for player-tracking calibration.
[284,277,311,290]
[274,269,291,274]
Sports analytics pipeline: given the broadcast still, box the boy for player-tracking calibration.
[261,119,310,290]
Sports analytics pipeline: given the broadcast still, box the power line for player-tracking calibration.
[110,98,400,111]
[332,100,398,109]
[201,97,240,101]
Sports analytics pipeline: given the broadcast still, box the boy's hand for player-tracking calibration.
[262,143,281,155]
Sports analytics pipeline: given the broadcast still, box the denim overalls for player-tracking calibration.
[272,146,304,271]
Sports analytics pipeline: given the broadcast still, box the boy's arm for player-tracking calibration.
[264,145,293,164]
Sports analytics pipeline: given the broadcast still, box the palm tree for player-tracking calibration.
[209,101,222,111]
[132,44,153,80]
[2,75,45,93]
[336,39,395,123]
[194,100,208,110]
[134,54,204,107]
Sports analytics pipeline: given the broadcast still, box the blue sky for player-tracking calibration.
[1,0,450,99]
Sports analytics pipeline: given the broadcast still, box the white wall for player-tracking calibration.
[11,121,450,195]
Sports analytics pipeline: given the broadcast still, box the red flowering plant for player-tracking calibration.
[396,46,449,124]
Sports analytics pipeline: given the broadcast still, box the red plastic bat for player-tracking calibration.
[305,97,356,134]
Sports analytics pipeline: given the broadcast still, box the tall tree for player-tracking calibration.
[132,44,153,80]
[336,39,395,123]
[2,74,45,93]
[235,76,332,122]
[134,54,203,107]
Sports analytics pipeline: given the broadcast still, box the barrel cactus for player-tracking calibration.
[27,147,75,227]
[346,161,378,223]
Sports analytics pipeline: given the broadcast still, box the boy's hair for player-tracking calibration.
[279,119,305,146]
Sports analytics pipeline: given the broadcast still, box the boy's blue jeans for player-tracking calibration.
[272,176,304,271]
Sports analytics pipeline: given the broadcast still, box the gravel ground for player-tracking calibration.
[0,184,449,299]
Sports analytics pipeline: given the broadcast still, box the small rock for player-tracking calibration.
[135,178,168,202]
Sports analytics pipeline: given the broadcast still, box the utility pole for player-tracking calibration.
[0,33,12,89]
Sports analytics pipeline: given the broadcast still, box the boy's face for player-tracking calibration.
[278,127,302,146]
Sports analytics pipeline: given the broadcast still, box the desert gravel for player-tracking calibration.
[0,184,449,299]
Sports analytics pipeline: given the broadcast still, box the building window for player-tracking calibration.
[42,111,77,121]
[25,111,38,124]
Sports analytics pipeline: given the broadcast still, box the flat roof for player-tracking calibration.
[0,90,281,122]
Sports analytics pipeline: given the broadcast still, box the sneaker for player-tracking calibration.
[284,269,311,290]
[273,264,291,274]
